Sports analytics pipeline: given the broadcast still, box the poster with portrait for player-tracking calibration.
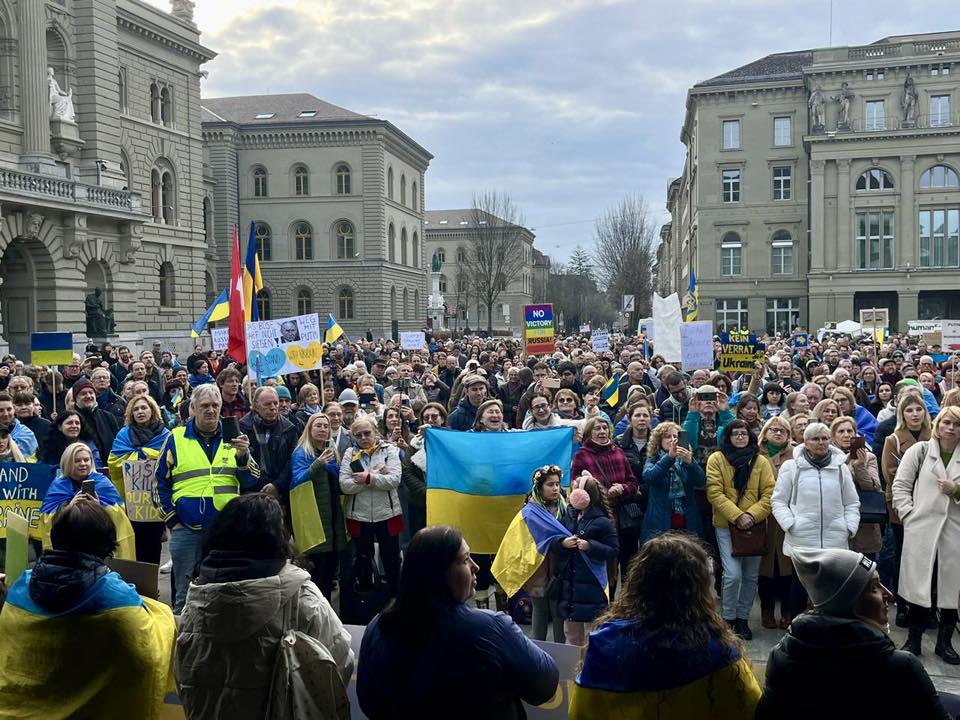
[245,313,323,381]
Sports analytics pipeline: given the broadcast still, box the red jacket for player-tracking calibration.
[572,440,636,504]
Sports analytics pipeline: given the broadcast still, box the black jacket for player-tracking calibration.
[75,404,120,466]
[239,412,299,493]
[21,415,52,457]
[616,431,648,509]
[555,505,618,623]
[756,613,949,720]
[872,414,897,462]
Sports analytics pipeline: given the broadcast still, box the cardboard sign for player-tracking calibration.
[681,321,714,370]
[246,313,323,381]
[107,557,160,599]
[4,510,29,588]
[399,331,426,350]
[578,323,591,334]
[590,329,609,353]
[792,333,809,349]
[523,304,555,355]
[719,331,766,373]
[211,327,228,350]
[122,460,162,523]
[0,462,57,540]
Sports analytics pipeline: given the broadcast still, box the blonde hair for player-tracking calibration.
[830,387,857,416]
[350,416,379,440]
[829,415,857,437]
[297,383,320,405]
[758,416,792,446]
[60,441,94,478]
[123,394,162,427]
[297,412,339,461]
[811,398,840,424]
[895,394,931,435]
[933,406,960,440]
[647,421,681,458]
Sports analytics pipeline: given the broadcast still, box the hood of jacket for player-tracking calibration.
[28,550,110,614]
[775,613,893,666]
[792,443,846,470]
[183,561,309,642]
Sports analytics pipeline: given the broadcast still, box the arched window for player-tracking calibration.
[390,286,397,320]
[119,150,131,190]
[160,86,172,126]
[403,288,409,320]
[203,197,212,243]
[336,221,355,259]
[720,231,742,276]
[253,167,268,197]
[336,164,351,194]
[118,68,127,114]
[204,271,216,307]
[771,230,793,275]
[856,168,894,191]
[297,288,313,316]
[294,221,313,260]
[254,222,272,261]
[412,231,419,267]
[388,224,396,262]
[920,164,960,189]
[412,182,418,210]
[435,247,446,264]
[387,167,394,200]
[401,228,408,265]
[159,262,175,307]
[456,247,467,264]
[439,274,448,293]
[150,82,160,122]
[152,159,176,224]
[161,171,174,223]
[400,174,406,205]
[294,165,309,196]
[414,290,419,318]
[257,289,271,320]
[150,169,161,220]
[338,287,355,319]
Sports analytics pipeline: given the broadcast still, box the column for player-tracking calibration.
[836,159,851,269]
[810,160,826,271]
[18,0,50,157]
[900,155,916,268]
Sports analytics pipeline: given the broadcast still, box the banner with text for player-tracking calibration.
[523,304,555,355]
[399,331,426,351]
[0,462,57,540]
[211,327,228,350]
[680,321,714,370]
[590,329,609,353]
[122,459,162,523]
[908,320,942,337]
[719,331,766,373]
[943,320,960,353]
[245,313,323,381]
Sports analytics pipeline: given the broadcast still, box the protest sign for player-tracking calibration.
[719,331,766,373]
[943,320,960,353]
[652,293,682,362]
[523,304,555,355]
[4,510,28,587]
[122,460,162,523]
[792,332,809,349]
[578,323,590,334]
[590,329,609,353]
[680,321,713,370]
[399,331,426,350]
[908,320,942,336]
[211,327,228,350]
[0,462,57,540]
[245,313,323,381]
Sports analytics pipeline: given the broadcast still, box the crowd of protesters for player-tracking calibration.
[1,327,960,717]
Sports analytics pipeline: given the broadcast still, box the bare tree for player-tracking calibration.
[462,191,527,335]
[594,194,658,318]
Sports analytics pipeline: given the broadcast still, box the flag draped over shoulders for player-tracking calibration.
[492,502,569,597]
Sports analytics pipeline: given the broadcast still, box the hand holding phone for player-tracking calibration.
[677,430,690,450]
[81,479,97,497]
[221,416,240,443]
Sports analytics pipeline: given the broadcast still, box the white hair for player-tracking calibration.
[189,382,222,409]
[803,422,831,440]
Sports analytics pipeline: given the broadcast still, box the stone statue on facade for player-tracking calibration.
[22,213,43,240]
[832,82,853,129]
[85,287,115,337]
[809,85,826,130]
[47,67,75,123]
[901,74,919,126]
[170,0,196,23]
[432,251,442,273]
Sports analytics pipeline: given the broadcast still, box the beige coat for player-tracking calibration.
[882,427,931,524]
[892,438,960,610]
[848,452,883,555]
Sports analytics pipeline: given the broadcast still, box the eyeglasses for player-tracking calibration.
[557,398,575,404]
[532,404,549,411]
[769,427,787,434]
[730,430,750,438]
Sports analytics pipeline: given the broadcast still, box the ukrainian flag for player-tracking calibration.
[325,313,344,344]
[425,427,573,554]
[191,288,230,337]
[289,452,328,554]
[600,372,621,408]
[243,222,264,322]
[31,332,73,366]
[686,269,699,322]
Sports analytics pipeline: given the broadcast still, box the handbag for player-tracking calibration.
[857,487,888,524]
[728,521,767,557]
[617,499,644,532]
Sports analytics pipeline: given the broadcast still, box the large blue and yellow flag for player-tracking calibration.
[31,332,72,366]
[243,222,264,322]
[191,288,229,337]
[492,501,608,598]
[289,451,329,554]
[600,372,622,408]
[685,269,699,322]
[425,427,573,554]
[325,313,344,344]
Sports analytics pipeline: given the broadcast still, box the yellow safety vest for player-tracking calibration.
[169,427,242,513]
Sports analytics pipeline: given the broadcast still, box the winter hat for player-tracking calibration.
[461,374,487,388]
[338,388,359,406]
[72,379,95,397]
[792,547,875,617]
[275,386,292,401]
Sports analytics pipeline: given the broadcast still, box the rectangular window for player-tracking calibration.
[855,210,895,269]
[771,244,793,275]
[931,95,951,127]
[773,116,791,146]
[865,100,885,131]
[722,169,741,203]
[766,298,800,335]
[919,208,960,268]
[722,120,741,150]
[773,166,792,200]
[721,243,742,276]
[716,299,748,332]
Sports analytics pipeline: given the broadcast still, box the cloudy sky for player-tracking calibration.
[148,0,953,264]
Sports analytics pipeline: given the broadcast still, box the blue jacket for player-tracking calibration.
[447,396,480,431]
[40,470,123,513]
[641,451,706,543]
[358,603,559,720]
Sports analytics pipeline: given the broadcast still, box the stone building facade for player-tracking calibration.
[661,31,960,334]
[423,209,536,334]
[201,92,432,340]
[0,0,214,357]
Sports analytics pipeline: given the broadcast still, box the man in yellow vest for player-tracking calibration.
[154,383,260,613]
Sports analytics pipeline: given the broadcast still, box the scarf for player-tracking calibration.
[665,453,686,514]
[723,445,758,497]
[802,447,832,469]
[766,441,784,457]
[300,403,321,416]
[130,420,164,449]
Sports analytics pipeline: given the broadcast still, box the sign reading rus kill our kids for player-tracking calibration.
[245,312,323,381]
[0,463,57,540]
[524,304,555,355]
[122,459,162,523]
[719,331,766,373]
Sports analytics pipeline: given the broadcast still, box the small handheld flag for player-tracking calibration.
[31,332,73,366]
[190,289,229,338]
[600,372,622,408]
[325,313,344,345]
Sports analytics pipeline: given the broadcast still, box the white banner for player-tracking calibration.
[590,329,609,353]
[211,327,228,350]
[245,313,323,381]
[652,293,682,362]
[943,320,960,352]
[908,320,942,336]
[681,321,714,370]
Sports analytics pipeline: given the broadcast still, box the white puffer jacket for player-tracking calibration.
[339,441,403,523]
[771,445,860,557]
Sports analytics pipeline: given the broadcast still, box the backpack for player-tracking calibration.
[266,592,351,720]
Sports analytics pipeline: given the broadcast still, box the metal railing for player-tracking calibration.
[844,112,960,132]
[0,167,140,211]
